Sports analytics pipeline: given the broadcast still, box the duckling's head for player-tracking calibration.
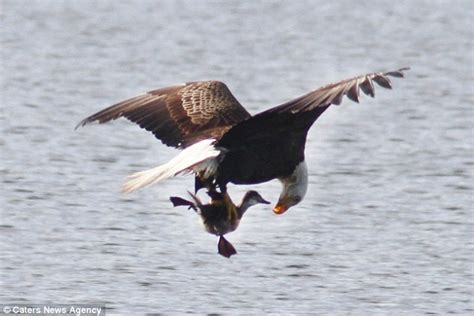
[238,190,270,216]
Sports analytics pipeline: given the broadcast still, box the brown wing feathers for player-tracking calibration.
[267,67,409,114]
[76,81,251,148]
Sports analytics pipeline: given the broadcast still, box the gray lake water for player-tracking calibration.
[1,0,473,315]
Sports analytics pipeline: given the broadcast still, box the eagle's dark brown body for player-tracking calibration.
[216,109,322,186]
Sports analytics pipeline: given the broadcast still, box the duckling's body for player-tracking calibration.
[170,190,269,257]
[197,191,239,236]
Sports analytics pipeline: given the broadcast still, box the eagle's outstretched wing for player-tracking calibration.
[218,68,409,147]
[76,81,251,148]
[266,67,410,114]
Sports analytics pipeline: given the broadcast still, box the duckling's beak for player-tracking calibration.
[258,197,271,205]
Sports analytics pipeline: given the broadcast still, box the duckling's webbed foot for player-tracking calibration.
[218,235,237,258]
[169,196,197,211]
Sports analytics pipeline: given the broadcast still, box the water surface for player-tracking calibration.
[1,1,473,315]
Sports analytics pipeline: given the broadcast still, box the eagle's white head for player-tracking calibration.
[273,161,308,214]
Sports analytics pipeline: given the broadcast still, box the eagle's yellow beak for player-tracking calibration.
[272,202,289,215]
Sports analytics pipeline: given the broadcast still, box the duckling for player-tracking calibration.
[170,190,270,257]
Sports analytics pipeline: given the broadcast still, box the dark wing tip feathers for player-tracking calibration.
[346,83,360,103]
[75,116,90,130]
[74,92,164,130]
[385,67,410,78]
[75,109,126,130]
[262,67,409,115]
[337,67,409,105]
[75,116,95,130]
[359,77,375,98]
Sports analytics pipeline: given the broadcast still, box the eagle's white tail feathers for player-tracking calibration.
[122,139,221,193]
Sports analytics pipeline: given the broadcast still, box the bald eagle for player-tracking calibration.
[76,67,409,214]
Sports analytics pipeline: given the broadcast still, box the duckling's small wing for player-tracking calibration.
[218,236,237,258]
